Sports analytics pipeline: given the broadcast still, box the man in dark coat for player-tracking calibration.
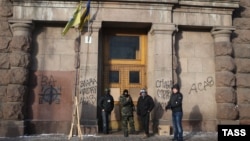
[98,88,114,134]
[137,88,155,139]
[119,89,136,137]
[165,84,183,141]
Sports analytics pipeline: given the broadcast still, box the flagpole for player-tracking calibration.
[87,0,90,42]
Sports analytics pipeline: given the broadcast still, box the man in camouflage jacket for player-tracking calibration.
[119,89,136,137]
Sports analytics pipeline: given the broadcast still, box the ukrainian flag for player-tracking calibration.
[78,0,91,32]
[62,2,82,36]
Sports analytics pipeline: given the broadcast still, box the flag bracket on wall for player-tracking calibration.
[85,35,92,44]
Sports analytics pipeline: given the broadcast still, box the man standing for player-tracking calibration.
[165,84,183,141]
[137,88,155,139]
[119,89,136,137]
[98,88,114,134]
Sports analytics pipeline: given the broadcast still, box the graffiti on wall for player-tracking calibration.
[156,79,172,99]
[189,76,214,94]
[79,78,97,105]
[39,75,61,104]
[155,79,172,109]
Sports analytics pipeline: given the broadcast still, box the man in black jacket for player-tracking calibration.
[137,88,155,139]
[165,84,183,141]
[98,88,114,134]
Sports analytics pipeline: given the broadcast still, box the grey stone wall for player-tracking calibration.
[233,0,250,124]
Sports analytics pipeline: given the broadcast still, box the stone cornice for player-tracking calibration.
[12,0,239,9]
[11,0,240,25]
[13,0,179,4]
[179,0,239,8]
[12,0,239,8]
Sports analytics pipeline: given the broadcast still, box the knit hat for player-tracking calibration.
[140,88,147,94]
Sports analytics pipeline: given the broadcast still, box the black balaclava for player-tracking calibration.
[123,89,129,97]
[140,88,147,99]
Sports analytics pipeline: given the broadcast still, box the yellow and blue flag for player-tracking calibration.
[78,0,91,32]
[62,2,82,36]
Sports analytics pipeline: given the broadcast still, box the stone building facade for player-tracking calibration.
[0,0,249,137]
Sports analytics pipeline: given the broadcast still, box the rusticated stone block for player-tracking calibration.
[0,21,12,36]
[0,3,12,17]
[9,68,28,85]
[0,53,9,69]
[216,87,236,103]
[0,86,7,102]
[0,70,9,85]
[6,84,26,102]
[3,102,23,120]
[214,42,233,56]
[215,71,235,87]
[233,18,250,30]
[217,103,238,120]
[237,88,250,104]
[233,30,250,44]
[215,56,235,71]
[9,36,31,52]
[236,73,250,88]
[10,52,30,68]
[240,0,250,7]
[0,37,11,52]
[233,44,250,58]
[235,58,250,73]
[238,104,250,119]
[241,8,250,18]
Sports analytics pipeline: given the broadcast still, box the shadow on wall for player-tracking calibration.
[231,5,244,45]
[174,30,183,87]
[25,23,46,135]
[185,105,203,140]
[152,98,165,134]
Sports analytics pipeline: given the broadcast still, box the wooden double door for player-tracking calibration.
[102,29,147,131]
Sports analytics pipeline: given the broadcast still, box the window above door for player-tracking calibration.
[103,29,147,65]
[110,35,140,60]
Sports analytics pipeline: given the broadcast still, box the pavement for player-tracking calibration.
[0,131,218,141]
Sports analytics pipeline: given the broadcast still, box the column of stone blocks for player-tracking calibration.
[149,23,177,101]
[0,0,24,137]
[211,27,238,124]
[233,0,250,125]
[1,20,32,137]
[79,21,101,135]
[149,23,176,133]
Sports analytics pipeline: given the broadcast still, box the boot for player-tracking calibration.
[124,131,128,137]
[130,129,136,134]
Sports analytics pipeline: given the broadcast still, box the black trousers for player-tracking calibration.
[102,111,110,134]
[141,113,150,135]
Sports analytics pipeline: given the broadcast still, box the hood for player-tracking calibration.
[172,84,180,91]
